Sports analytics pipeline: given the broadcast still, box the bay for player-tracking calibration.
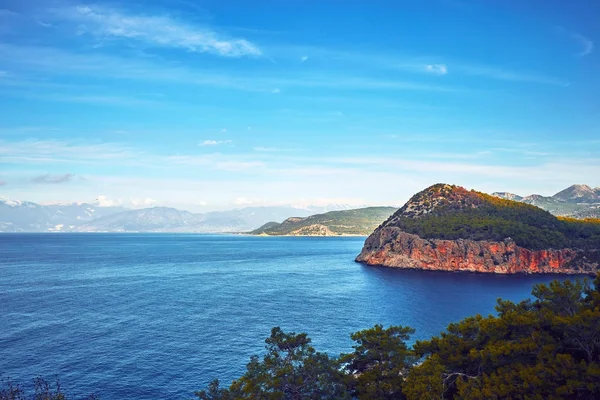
[0,234,571,399]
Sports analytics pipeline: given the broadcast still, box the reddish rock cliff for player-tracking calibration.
[356,228,597,274]
[356,184,600,274]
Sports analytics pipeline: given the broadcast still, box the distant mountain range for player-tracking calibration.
[73,206,324,233]
[250,207,397,236]
[492,184,600,219]
[1,184,597,233]
[0,198,360,233]
[0,200,127,232]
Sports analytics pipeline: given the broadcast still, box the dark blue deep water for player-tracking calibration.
[1,234,575,399]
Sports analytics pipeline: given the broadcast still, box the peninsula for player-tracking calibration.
[356,184,600,274]
[250,207,396,236]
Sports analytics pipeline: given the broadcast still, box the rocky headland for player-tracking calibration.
[356,184,600,274]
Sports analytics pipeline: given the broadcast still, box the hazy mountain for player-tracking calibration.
[491,184,600,219]
[202,206,317,231]
[0,197,363,233]
[0,198,125,232]
[553,184,600,203]
[6,186,595,233]
[490,192,523,202]
[74,207,205,232]
[72,205,342,233]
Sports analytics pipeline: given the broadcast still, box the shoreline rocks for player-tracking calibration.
[356,228,598,275]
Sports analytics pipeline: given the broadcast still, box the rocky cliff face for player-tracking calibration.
[356,184,600,275]
[356,228,597,274]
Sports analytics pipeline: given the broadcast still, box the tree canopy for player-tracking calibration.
[385,188,600,252]
[196,274,600,400]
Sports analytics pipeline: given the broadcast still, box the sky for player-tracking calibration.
[0,0,598,212]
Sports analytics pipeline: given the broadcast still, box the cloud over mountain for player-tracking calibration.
[31,173,74,184]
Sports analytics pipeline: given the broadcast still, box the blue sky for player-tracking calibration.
[0,0,598,211]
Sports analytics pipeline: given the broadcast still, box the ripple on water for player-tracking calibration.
[0,233,573,399]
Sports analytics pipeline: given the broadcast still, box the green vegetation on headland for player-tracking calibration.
[250,207,396,236]
[7,275,599,399]
[383,184,600,251]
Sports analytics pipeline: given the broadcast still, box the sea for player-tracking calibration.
[0,234,579,399]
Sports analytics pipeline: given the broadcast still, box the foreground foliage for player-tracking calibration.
[197,274,600,399]
[0,378,96,400]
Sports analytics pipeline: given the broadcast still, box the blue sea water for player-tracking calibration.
[0,234,577,399]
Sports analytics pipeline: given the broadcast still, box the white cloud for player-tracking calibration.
[130,197,157,207]
[35,19,53,28]
[31,173,75,184]
[234,197,253,205]
[425,64,448,75]
[271,88,281,94]
[20,93,164,108]
[572,33,594,56]
[455,63,569,86]
[300,56,309,62]
[0,44,460,93]
[199,139,232,146]
[4,138,598,212]
[216,161,264,171]
[95,195,123,207]
[556,27,594,57]
[0,139,138,165]
[62,5,261,57]
[0,9,19,17]
[220,128,228,133]
[291,197,367,209]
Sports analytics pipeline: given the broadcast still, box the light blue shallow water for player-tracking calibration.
[0,234,573,399]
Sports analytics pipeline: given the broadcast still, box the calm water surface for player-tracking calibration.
[0,234,574,399]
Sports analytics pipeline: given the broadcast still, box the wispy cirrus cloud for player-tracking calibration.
[253,147,297,152]
[31,173,75,184]
[2,138,598,209]
[0,44,459,94]
[6,92,167,108]
[571,33,594,56]
[217,161,265,171]
[234,197,253,205]
[0,139,139,165]
[130,197,157,207]
[274,45,566,86]
[199,140,232,146]
[0,9,19,17]
[556,26,594,57]
[425,64,448,75]
[453,64,569,86]
[58,4,261,57]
